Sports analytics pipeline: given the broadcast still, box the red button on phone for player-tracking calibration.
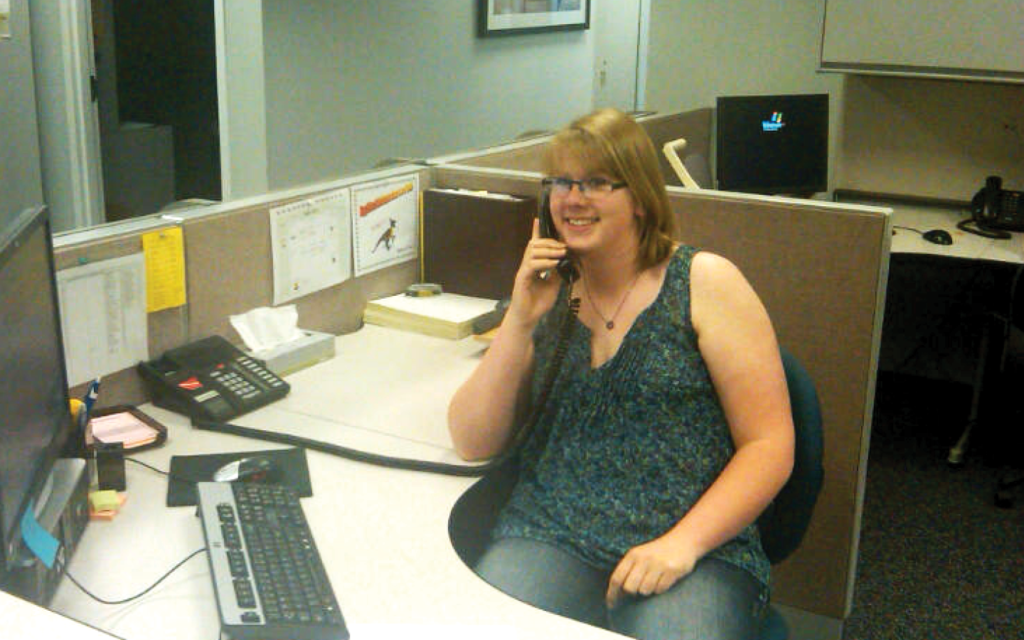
[178,376,203,390]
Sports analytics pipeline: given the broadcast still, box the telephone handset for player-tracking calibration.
[971,175,1024,232]
[138,335,290,422]
[538,194,579,282]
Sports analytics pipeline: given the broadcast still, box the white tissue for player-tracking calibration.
[229,305,305,352]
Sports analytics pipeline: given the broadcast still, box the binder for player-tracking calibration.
[421,189,535,301]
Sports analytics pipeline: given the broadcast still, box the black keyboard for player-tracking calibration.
[196,482,349,640]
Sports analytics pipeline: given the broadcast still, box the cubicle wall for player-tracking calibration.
[836,75,1024,202]
[636,108,714,188]
[451,108,714,188]
[431,165,892,621]
[55,167,431,405]
[666,188,890,619]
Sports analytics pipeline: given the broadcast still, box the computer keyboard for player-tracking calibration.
[196,481,349,640]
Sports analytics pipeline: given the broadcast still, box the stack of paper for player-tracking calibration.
[363,292,498,340]
[90,412,159,449]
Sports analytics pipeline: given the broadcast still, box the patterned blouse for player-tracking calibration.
[493,246,770,589]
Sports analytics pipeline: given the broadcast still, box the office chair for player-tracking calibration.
[448,348,824,640]
[991,279,1024,508]
[756,348,825,639]
[965,265,1024,508]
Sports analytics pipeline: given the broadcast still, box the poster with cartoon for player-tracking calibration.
[351,174,419,277]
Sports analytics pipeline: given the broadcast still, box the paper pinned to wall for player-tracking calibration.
[56,253,148,386]
[0,0,10,39]
[270,188,352,305]
[141,226,187,312]
[352,174,419,277]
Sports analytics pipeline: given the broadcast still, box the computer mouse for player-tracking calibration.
[922,229,953,245]
[212,456,276,483]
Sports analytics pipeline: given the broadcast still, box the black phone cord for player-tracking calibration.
[59,548,207,605]
[196,291,582,477]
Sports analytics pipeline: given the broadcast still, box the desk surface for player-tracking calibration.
[889,203,1024,263]
[44,326,623,640]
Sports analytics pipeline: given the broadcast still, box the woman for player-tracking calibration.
[447,108,794,640]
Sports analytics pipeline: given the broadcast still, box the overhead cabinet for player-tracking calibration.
[820,0,1024,83]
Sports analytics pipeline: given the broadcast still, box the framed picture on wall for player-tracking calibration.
[478,0,590,37]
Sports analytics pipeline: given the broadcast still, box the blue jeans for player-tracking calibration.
[474,537,768,640]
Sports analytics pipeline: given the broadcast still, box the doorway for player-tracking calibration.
[591,0,644,111]
[91,0,221,222]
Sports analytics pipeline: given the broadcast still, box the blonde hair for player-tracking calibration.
[543,108,677,269]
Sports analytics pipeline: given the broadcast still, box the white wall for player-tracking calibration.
[218,1,269,200]
[644,0,843,190]
[0,0,44,231]
[646,0,839,110]
[262,1,595,191]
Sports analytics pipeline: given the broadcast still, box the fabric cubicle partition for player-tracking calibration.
[665,188,890,619]
[451,108,714,189]
[53,166,432,407]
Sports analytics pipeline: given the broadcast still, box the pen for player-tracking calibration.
[82,377,101,418]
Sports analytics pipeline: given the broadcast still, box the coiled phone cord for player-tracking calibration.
[195,291,582,477]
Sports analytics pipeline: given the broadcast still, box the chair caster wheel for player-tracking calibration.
[947,447,966,466]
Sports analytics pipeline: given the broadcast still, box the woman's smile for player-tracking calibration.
[563,215,598,228]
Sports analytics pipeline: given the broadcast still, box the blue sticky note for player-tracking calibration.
[20,500,60,569]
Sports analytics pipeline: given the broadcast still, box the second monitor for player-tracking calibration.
[715,93,828,197]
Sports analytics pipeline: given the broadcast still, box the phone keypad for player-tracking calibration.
[210,369,260,399]
[1002,192,1020,214]
[235,356,286,389]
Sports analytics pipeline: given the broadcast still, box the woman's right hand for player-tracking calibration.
[448,218,566,460]
[505,218,568,330]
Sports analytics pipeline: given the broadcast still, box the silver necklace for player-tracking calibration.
[582,268,643,330]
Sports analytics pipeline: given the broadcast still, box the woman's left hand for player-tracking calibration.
[605,536,699,609]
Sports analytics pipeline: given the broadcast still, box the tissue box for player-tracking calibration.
[246,330,336,377]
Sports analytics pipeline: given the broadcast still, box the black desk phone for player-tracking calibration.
[971,175,1024,231]
[138,336,290,422]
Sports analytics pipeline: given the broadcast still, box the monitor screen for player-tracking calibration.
[715,93,829,195]
[0,207,74,568]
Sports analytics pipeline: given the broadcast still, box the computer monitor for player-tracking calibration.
[715,93,829,196]
[0,206,76,570]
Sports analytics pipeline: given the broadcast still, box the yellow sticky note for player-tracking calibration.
[142,227,187,312]
[89,490,120,513]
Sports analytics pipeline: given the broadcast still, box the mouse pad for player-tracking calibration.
[166,447,312,507]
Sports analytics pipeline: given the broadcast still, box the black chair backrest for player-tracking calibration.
[757,348,824,564]
[448,456,518,568]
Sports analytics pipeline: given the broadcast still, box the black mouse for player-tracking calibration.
[212,456,276,483]
[922,229,953,245]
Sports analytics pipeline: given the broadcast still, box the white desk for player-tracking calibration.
[2,588,117,640]
[44,326,624,640]
[889,203,1024,263]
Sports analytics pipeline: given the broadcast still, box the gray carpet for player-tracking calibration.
[841,375,1024,640]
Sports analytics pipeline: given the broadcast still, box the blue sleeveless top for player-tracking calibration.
[493,246,770,589]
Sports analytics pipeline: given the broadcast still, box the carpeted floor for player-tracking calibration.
[841,374,1024,640]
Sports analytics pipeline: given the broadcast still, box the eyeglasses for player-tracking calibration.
[542,176,627,198]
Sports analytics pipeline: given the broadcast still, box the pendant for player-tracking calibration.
[606,320,615,330]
